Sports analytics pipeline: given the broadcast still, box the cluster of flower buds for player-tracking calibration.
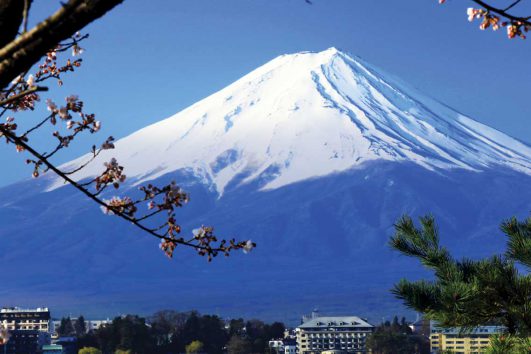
[0,117,29,152]
[467,8,502,31]
[160,238,177,258]
[46,96,86,124]
[0,117,17,138]
[140,182,189,213]
[45,95,100,153]
[100,136,115,150]
[35,49,82,86]
[100,196,137,216]
[4,77,41,111]
[466,6,529,39]
[191,226,256,261]
[439,1,528,40]
[52,130,74,148]
[95,158,126,190]
[505,21,529,39]
[23,157,43,178]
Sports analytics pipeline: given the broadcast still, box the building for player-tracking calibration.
[430,324,505,353]
[0,330,49,354]
[269,338,297,354]
[409,317,431,337]
[0,307,51,332]
[296,316,374,354]
[284,341,297,354]
[269,339,284,352]
[0,307,53,353]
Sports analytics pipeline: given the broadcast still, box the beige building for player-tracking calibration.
[430,325,504,353]
[296,316,374,354]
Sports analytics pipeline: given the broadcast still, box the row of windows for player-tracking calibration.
[301,332,368,338]
[438,334,491,338]
[431,339,490,344]
[300,344,362,349]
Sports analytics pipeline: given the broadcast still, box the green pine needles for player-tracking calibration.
[389,215,531,336]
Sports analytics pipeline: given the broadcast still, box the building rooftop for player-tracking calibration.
[298,316,373,329]
[1,307,49,313]
[431,323,506,335]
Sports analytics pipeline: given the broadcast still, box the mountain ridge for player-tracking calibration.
[46,47,530,195]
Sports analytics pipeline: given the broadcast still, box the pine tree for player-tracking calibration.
[389,215,531,335]
[58,317,75,337]
[75,315,87,337]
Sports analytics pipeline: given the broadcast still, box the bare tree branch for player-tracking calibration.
[0,0,25,49]
[0,0,124,89]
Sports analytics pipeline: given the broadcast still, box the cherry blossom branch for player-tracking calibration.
[471,0,530,23]
[439,0,530,39]
[0,3,255,261]
[0,125,254,260]
[0,86,47,106]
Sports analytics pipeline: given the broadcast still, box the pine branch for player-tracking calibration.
[503,217,531,268]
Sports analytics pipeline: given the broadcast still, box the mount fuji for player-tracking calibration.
[1,48,530,323]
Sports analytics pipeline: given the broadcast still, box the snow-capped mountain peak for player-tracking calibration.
[54,48,531,194]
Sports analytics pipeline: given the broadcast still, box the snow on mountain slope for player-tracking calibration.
[52,47,531,194]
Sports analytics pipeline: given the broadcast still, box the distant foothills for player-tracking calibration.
[0,307,507,354]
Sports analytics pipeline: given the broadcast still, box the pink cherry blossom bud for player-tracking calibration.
[243,240,254,254]
[26,75,35,87]
[66,95,79,104]
[11,75,22,85]
[58,107,69,120]
[46,99,57,112]
[72,44,84,57]
[93,121,101,132]
[467,8,475,22]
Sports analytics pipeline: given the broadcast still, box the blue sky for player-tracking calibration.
[1,0,530,187]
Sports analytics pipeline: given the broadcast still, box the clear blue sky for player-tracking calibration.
[1,0,530,187]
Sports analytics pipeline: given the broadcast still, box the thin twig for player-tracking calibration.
[504,0,522,12]
[22,114,53,137]
[63,149,102,175]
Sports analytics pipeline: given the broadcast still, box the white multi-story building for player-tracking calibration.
[0,307,53,353]
[296,316,374,354]
[0,307,51,333]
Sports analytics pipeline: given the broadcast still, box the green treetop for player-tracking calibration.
[389,215,531,335]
